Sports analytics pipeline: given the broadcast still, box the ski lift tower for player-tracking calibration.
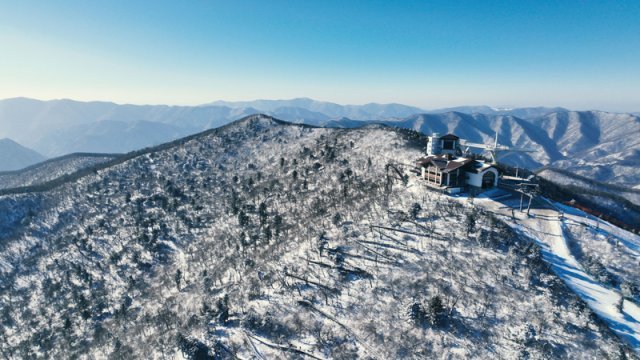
[459,132,536,164]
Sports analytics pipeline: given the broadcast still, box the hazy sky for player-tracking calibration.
[1,0,639,111]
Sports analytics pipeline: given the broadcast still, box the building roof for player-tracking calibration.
[416,154,474,173]
[440,133,460,140]
[417,154,497,175]
[466,161,496,174]
[445,158,473,172]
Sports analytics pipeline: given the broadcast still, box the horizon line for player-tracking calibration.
[3,95,638,114]
[0,95,563,112]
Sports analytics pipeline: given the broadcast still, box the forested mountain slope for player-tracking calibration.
[0,153,119,190]
[535,111,640,187]
[0,116,633,359]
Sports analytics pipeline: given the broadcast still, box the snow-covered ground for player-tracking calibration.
[473,191,640,353]
[0,117,635,358]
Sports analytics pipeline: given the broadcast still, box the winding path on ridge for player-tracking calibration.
[473,193,640,354]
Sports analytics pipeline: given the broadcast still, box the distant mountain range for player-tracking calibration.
[427,105,570,119]
[1,97,638,187]
[0,97,260,155]
[0,138,45,171]
[203,98,426,120]
[204,98,567,120]
[328,111,640,188]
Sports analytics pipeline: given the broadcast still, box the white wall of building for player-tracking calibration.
[426,134,441,155]
[466,167,499,188]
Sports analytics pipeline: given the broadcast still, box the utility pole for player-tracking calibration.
[519,192,524,212]
[514,183,538,217]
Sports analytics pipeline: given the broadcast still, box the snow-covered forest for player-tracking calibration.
[0,116,636,359]
[0,153,118,191]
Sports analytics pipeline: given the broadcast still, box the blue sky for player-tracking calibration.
[1,0,639,111]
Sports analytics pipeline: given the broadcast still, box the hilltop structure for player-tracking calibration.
[416,133,498,193]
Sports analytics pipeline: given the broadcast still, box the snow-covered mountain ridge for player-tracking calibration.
[0,152,119,190]
[0,115,636,358]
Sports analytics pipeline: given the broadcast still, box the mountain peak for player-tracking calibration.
[0,138,46,171]
[0,137,17,144]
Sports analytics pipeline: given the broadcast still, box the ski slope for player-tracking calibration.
[475,193,640,353]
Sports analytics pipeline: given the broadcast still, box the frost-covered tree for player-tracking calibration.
[621,281,639,300]
[332,212,343,227]
[426,295,447,327]
[465,211,477,235]
[409,301,426,326]
[258,202,268,226]
[410,202,421,220]
[175,269,182,290]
